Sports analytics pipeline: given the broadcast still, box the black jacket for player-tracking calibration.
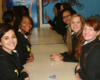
[48,16,58,30]
[77,38,100,80]
[60,33,78,62]
[15,32,31,65]
[0,48,28,80]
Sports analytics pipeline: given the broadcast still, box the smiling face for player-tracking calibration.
[62,10,71,24]
[19,16,32,35]
[0,30,17,53]
[71,16,82,34]
[83,24,100,43]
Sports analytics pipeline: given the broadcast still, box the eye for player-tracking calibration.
[83,27,86,30]
[12,35,16,38]
[89,28,93,31]
[72,22,74,24]
[23,22,26,23]
[29,22,31,24]
[5,37,9,40]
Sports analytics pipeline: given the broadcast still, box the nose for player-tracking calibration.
[84,29,89,33]
[74,23,77,26]
[10,38,14,43]
[27,23,30,26]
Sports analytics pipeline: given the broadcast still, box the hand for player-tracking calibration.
[76,73,82,80]
[50,54,63,62]
[50,26,53,30]
[29,52,34,58]
[26,57,34,63]
[45,13,50,21]
[76,64,81,71]
[25,77,30,80]
[21,68,29,75]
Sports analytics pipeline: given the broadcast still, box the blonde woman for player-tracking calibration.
[50,14,84,62]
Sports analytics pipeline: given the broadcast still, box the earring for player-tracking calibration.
[18,28,21,32]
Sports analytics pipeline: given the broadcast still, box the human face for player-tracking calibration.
[0,30,17,54]
[71,16,82,34]
[19,16,32,35]
[62,11,71,24]
[53,6,58,16]
[83,24,100,43]
[60,5,64,11]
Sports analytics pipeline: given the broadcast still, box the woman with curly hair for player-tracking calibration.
[75,18,100,80]
[14,14,34,65]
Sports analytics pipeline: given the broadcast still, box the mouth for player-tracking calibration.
[8,43,15,46]
[26,27,30,29]
[84,34,89,37]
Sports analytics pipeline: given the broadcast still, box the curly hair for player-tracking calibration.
[74,17,100,60]
[13,14,34,34]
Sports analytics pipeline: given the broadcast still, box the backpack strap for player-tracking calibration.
[84,43,100,71]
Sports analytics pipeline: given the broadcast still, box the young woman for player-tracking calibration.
[2,11,15,26]
[0,24,29,80]
[60,8,77,44]
[50,14,84,62]
[45,3,61,30]
[14,14,34,65]
[55,3,77,35]
[75,18,100,80]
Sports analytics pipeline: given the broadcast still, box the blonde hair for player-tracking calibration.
[66,14,84,55]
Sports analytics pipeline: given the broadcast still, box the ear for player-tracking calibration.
[97,30,100,36]
[0,42,2,45]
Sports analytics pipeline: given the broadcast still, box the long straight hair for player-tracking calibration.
[66,14,84,55]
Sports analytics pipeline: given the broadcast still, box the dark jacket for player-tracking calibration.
[60,33,78,62]
[48,16,58,30]
[0,48,28,80]
[77,38,100,80]
[15,32,31,65]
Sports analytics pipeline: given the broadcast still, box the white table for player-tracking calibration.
[24,49,77,80]
[24,28,77,80]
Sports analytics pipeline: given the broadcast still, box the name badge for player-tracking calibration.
[26,45,30,51]
[14,69,19,77]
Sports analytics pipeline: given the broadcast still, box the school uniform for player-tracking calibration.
[60,33,78,62]
[0,48,28,80]
[15,32,31,65]
[76,38,100,80]
[48,16,58,30]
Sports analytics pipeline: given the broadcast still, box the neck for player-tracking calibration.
[87,37,97,43]
[20,31,25,35]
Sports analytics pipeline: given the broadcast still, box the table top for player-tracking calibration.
[24,28,77,80]
[24,51,77,80]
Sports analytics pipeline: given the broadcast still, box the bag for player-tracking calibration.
[84,43,100,71]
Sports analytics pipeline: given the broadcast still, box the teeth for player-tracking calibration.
[9,44,14,46]
[26,27,30,29]
[84,34,89,37]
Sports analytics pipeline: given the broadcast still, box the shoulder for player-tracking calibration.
[89,43,100,57]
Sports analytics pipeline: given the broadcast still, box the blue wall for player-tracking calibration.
[43,0,100,23]
[6,0,38,28]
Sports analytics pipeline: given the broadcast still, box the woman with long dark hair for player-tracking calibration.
[45,3,61,30]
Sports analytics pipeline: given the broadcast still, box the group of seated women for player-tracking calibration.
[0,3,100,80]
[0,5,34,80]
[46,2,100,80]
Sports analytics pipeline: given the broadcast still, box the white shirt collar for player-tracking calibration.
[82,41,88,46]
